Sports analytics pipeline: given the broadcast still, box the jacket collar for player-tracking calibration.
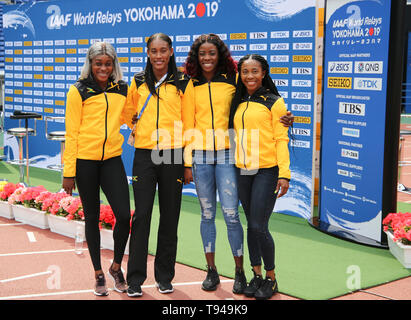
[79,75,117,93]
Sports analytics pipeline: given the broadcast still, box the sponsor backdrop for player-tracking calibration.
[320,0,396,243]
[3,0,317,219]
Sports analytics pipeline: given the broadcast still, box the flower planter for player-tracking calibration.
[47,214,85,238]
[0,201,14,219]
[385,231,411,269]
[100,228,130,255]
[12,205,49,229]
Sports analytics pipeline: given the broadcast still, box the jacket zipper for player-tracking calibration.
[240,97,250,169]
[208,82,216,151]
[156,86,160,150]
[101,92,109,161]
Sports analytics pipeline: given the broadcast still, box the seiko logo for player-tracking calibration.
[328,77,352,89]
[339,102,365,116]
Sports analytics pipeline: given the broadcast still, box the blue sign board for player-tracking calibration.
[320,0,392,242]
[3,0,317,219]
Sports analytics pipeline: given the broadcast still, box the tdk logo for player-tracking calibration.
[353,77,382,91]
[339,102,365,116]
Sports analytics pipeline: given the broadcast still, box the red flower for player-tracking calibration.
[383,212,411,245]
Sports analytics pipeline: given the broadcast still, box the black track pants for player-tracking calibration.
[127,148,184,286]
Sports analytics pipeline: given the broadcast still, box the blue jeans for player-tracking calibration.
[192,149,244,257]
[237,166,279,271]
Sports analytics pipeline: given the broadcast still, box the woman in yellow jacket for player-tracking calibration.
[63,42,134,296]
[184,34,294,294]
[183,34,246,294]
[125,33,194,297]
[229,54,291,300]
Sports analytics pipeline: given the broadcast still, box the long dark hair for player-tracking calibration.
[145,33,181,96]
[184,33,237,78]
[228,54,280,129]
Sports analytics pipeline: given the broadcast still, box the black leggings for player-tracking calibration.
[76,156,131,271]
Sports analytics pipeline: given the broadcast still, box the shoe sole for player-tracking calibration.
[243,291,256,297]
[201,281,220,291]
[107,271,127,293]
[127,290,143,297]
[93,290,109,296]
[232,288,245,294]
[156,282,174,294]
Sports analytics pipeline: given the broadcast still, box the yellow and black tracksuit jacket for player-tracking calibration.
[124,71,194,159]
[63,77,133,178]
[183,72,236,166]
[233,87,291,180]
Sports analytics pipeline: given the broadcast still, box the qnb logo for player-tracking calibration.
[353,77,383,91]
[354,61,383,74]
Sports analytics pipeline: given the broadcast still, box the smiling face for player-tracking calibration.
[91,54,113,89]
[240,58,266,96]
[147,38,173,79]
[198,42,219,81]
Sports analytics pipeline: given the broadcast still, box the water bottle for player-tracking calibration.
[74,225,84,255]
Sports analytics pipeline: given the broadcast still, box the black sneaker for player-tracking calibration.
[127,284,143,297]
[254,277,278,300]
[201,266,220,291]
[232,269,247,294]
[156,282,174,294]
[243,271,263,297]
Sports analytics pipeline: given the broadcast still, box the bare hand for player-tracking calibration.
[131,113,138,125]
[275,178,289,198]
[62,177,76,195]
[184,167,193,185]
[280,111,294,127]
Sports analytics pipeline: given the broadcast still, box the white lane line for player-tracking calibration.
[0,279,235,300]
[0,289,95,300]
[0,270,52,283]
[0,223,26,227]
[0,248,88,257]
[26,232,36,242]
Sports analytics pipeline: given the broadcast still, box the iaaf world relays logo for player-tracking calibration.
[46,1,220,29]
